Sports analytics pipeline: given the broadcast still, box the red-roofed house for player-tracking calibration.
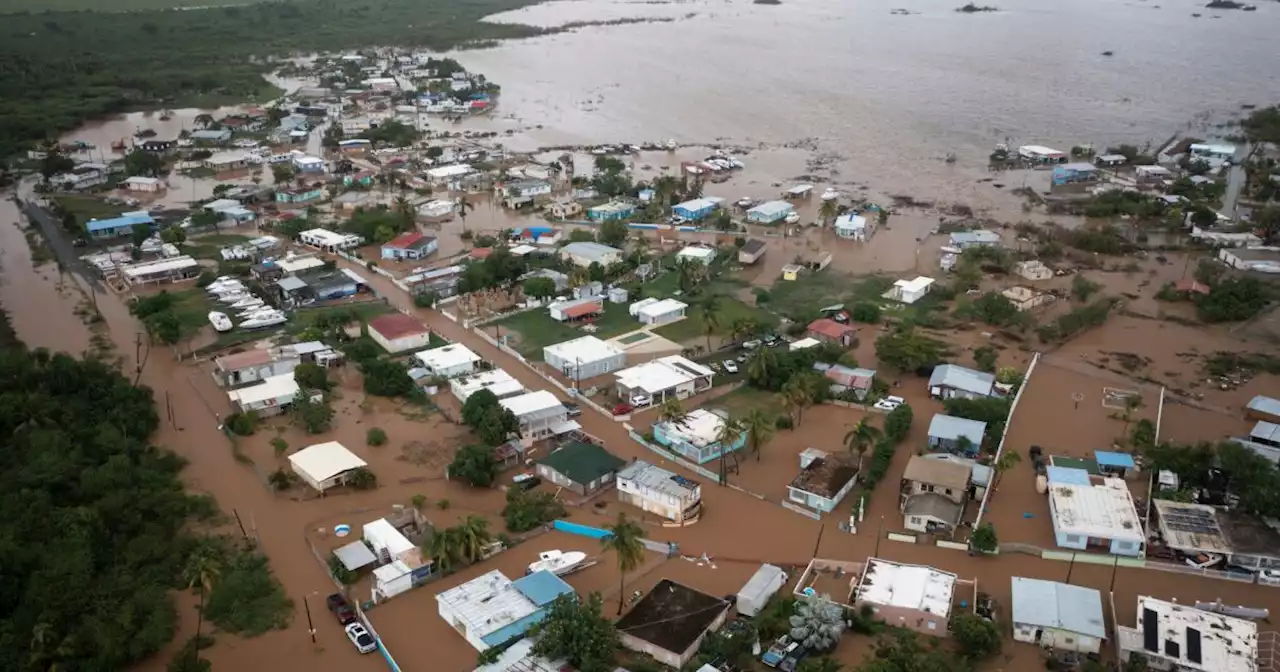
[1174,279,1211,296]
[469,247,494,260]
[807,318,857,347]
[549,298,603,322]
[381,232,438,261]
[368,313,432,353]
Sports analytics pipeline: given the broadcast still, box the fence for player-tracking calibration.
[471,324,621,421]
[974,351,1040,527]
[781,500,822,520]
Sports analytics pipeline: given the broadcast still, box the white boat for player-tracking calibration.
[238,306,277,319]
[208,282,246,295]
[217,292,251,304]
[785,212,801,224]
[821,188,839,201]
[208,311,233,333]
[230,295,263,309]
[527,550,587,577]
[239,311,287,329]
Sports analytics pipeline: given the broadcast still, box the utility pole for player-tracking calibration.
[232,509,248,540]
[304,595,316,643]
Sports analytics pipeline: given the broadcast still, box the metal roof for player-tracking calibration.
[333,540,378,571]
[1011,577,1105,639]
[1095,450,1137,469]
[926,414,987,444]
[928,364,995,396]
[1249,396,1280,418]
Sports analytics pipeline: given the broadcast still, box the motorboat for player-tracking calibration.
[208,311,233,333]
[216,292,251,304]
[784,211,801,224]
[239,311,287,329]
[821,188,839,201]
[207,281,245,295]
[233,301,267,314]
[527,550,587,577]
[229,295,264,309]
[238,306,278,319]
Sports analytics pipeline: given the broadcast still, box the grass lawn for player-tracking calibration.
[495,303,639,359]
[654,296,778,345]
[767,271,896,321]
[168,288,215,338]
[290,301,394,333]
[183,234,253,260]
[53,195,127,226]
[713,385,784,419]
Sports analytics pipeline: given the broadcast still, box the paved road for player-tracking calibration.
[1222,143,1254,221]
[15,181,104,290]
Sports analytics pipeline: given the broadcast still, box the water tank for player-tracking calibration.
[1036,474,1048,494]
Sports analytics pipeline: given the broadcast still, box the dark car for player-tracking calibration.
[326,593,357,625]
[513,474,542,491]
[779,646,808,672]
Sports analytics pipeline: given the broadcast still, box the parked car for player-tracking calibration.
[631,394,652,407]
[563,403,582,418]
[723,360,739,374]
[612,403,634,416]
[742,339,762,350]
[780,645,808,672]
[344,622,377,654]
[513,474,542,491]
[763,334,782,347]
[832,312,850,324]
[762,636,793,667]
[873,396,904,411]
[326,593,357,626]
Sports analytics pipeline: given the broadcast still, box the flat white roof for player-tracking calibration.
[637,298,688,319]
[543,335,624,365]
[1049,478,1144,543]
[657,408,726,448]
[895,276,936,292]
[614,355,713,394]
[500,390,563,417]
[427,164,473,179]
[859,558,957,618]
[300,228,358,245]
[1120,596,1257,672]
[414,343,480,371]
[436,570,536,641]
[834,214,867,230]
[276,255,326,273]
[451,369,524,401]
[288,441,367,483]
[674,197,724,211]
[1019,145,1065,156]
[227,372,299,406]
[789,337,821,351]
[676,246,716,261]
[124,176,160,185]
[122,256,199,279]
[748,200,793,217]
[363,518,416,556]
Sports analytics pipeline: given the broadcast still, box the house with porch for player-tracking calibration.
[901,455,970,533]
[381,232,437,261]
[500,391,576,442]
[928,364,997,400]
[653,408,746,465]
[617,460,702,525]
[614,356,714,406]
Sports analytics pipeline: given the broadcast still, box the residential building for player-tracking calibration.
[738,238,766,265]
[342,170,375,187]
[1095,154,1127,167]
[614,355,715,405]
[123,176,164,192]
[1051,163,1099,186]
[190,129,232,143]
[1011,578,1105,654]
[631,298,688,326]
[413,343,480,379]
[949,230,1002,249]
[560,241,623,268]
[1135,165,1174,184]
[855,558,960,636]
[381,232,438,260]
[120,256,201,285]
[586,201,635,221]
[500,391,574,441]
[901,455,970,533]
[450,369,524,403]
[548,297,603,323]
[293,155,325,173]
[807,318,857,347]
[1046,466,1144,556]
[405,264,464,299]
[616,580,730,669]
[1117,596,1256,672]
[1246,396,1280,424]
[288,441,367,492]
[817,364,877,400]
[501,179,553,209]
[617,460,702,524]
[1218,247,1280,274]
[426,164,474,184]
[203,151,253,171]
[672,197,724,221]
[653,408,747,465]
[534,442,627,496]
[473,639,565,672]
[364,517,433,602]
[675,245,716,266]
[275,186,325,205]
[86,211,154,239]
[834,214,873,241]
[1017,145,1067,163]
[227,372,304,417]
[212,346,305,388]
[746,200,794,224]
[1016,260,1054,281]
[884,276,935,304]
[298,228,362,252]
[338,139,372,154]
[369,313,433,353]
[546,199,583,220]
[417,199,456,221]
[544,335,626,381]
[926,414,987,456]
[787,449,859,514]
[1002,286,1053,311]
[1189,143,1237,161]
[928,364,996,399]
[436,570,575,652]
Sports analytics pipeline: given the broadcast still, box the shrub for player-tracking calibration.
[366,427,388,446]
[884,404,913,443]
[449,444,499,487]
[850,302,881,323]
[413,289,439,308]
[503,488,566,532]
[437,499,451,510]
[775,415,794,430]
[225,412,256,436]
[970,522,998,553]
[346,467,377,490]
[270,437,288,457]
[411,494,427,510]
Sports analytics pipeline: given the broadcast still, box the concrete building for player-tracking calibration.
[884,276,935,304]
[1219,247,1280,274]
[123,176,164,192]
[1046,466,1144,556]
[363,517,433,602]
[560,241,623,268]
[617,460,702,525]
[1246,396,1280,424]
[227,372,304,417]
[500,391,575,441]
[436,570,575,652]
[616,580,730,669]
[1016,260,1054,281]
[586,201,635,221]
[926,414,987,456]
[381,232,438,261]
[544,335,626,381]
[855,558,961,636]
[298,228,362,252]
[614,355,714,406]
[288,441,367,492]
[450,369,524,404]
[413,343,480,379]
[1117,596,1257,672]
[806,318,857,347]
[901,455,970,534]
[675,245,717,266]
[928,364,996,399]
[631,298,688,326]
[212,346,303,388]
[1011,578,1105,654]
[834,214,873,241]
[738,238,766,265]
[368,313,433,353]
[1002,286,1054,311]
[120,256,200,285]
[534,442,627,496]
[653,408,748,465]
[86,211,154,239]
[746,200,794,224]
[787,449,859,514]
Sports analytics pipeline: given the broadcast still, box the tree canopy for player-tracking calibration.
[531,593,620,672]
[875,327,947,372]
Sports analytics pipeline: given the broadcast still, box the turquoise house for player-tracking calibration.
[276,187,324,205]
[342,170,376,187]
[653,408,747,465]
[587,201,635,221]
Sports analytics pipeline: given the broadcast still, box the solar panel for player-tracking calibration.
[1143,609,1159,652]
[1161,507,1222,535]
[1187,627,1202,664]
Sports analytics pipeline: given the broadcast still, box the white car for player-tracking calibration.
[631,394,652,407]
[345,623,377,654]
[873,396,905,411]
[723,360,739,374]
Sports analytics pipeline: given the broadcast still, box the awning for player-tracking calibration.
[549,419,582,436]
[1094,450,1136,470]
[333,540,378,571]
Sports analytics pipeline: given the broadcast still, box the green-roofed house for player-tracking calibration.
[534,442,627,496]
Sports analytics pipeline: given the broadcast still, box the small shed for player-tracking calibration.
[1094,450,1136,477]
[738,238,766,265]
[1246,396,1280,424]
[736,564,788,617]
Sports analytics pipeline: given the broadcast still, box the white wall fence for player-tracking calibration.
[974,351,1041,528]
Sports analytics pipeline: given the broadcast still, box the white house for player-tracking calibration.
[298,228,362,252]
[617,460,702,525]
[414,343,481,379]
[1218,247,1280,274]
[363,518,432,602]
[288,441,368,492]
[293,155,325,173]
[787,449,859,514]
[883,276,935,304]
[1016,260,1054,281]
[1118,596,1256,672]
[560,241,622,268]
[544,335,626,381]
[227,372,303,417]
[614,355,714,405]
[1046,467,1144,556]
[631,298,688,326]
[123,176,165,192]
[675,245,716,266]
[949,230,1002,249]
[368,313,432,353]
[746,200,794,224]
[834,214,873,241]
[450,369,525,403]
[436,570,575,652]
[500,391,574,441]
[855,558,959,637]
[1011,578,1105,654]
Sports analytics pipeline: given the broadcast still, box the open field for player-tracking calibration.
[52,194,128,227]
[653,295,778,346]
[494,303,640,359]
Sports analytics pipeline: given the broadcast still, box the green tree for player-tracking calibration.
[972,345,997,372]
[843,418,883,469]
[160,226,186,245]
[449,444,498,487]
[969,522,998,554]
[598,219,628,247]
[523,276,557,301]
[291,391,333,434]
[131,222,152,248]
[125,149,164,177]
[818,199,839,226]
[346,467,377,490]
[951,613,1002,659]
[428,526,463,574]
[743,408,777,463]
[293,362,330,390]
[366,427,388,446]
[969,292,1021,327]
[455,515,493,564]
[657,396,687,426]
[875,327,946,372]
[675,256,704,294]
[1195,276,1270,323]
[1131,418,1156,448]
[503,488,566,532]
[181,542,222,672]
[714,413,746,485]
[850,302,881,323]
[799,657,844,672]
[360,358,414,397]
[1071,274,1102,302]
[475,405,519,445]
[700,293,723,354]
[992,449,1021,488]
[601,513,646,615]
[746,344,779,385]
[883,403,914,442]
[532,593,620,672]
[203,548,293,636]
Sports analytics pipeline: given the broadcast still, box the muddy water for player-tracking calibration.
[0,197,93,354]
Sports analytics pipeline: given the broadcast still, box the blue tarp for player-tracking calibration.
[1046,465,1091,486]
[1094,450,1136,469]
[87,212,153,233]
[512,570,574,607]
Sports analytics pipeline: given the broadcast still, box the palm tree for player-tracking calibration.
[818,199,839,227]
[843,418,883,470]
[700,294,722,353]
[782,377,811,426]
[653,175,680,208]
[428,527,462,573]
[714,414,746,486]
[743,408,776,463]
[456,197,476,230]
[1120,394,1143,438]
[182,543,223,670]
[601,513,646,615]
[746,346,777,385]
[675,256,703,294]
[658,397,687,427]
[394,195,415,229]
[731,317,760,343]
[992,449,1022,489]
[456,515,492,564]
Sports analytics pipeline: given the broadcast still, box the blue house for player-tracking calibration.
[672,197,724,221]
[276,187,325,205]
[1052,163,1099,186]
[436,569,575,651]
[86,211,154,239]
[926,414,986,456]
[948,230,1002,249]
[653,408,748,465]
[587,201,635,221]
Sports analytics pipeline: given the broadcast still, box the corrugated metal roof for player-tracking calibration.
[1011,577,1105,639]
[928,364,995,396]
[926,414,986,443]
[1249,396,1280,418]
